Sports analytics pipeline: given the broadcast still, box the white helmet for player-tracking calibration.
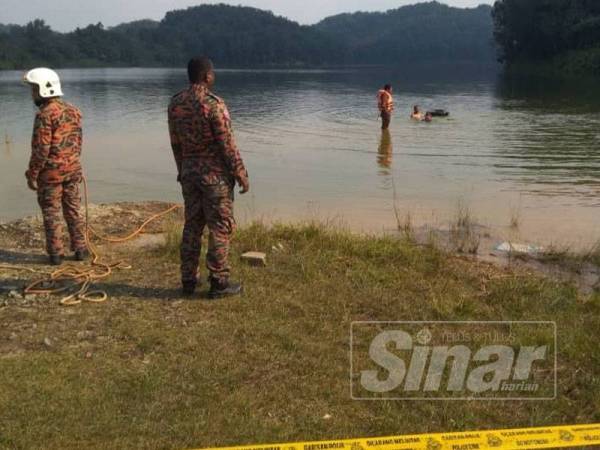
[23,68,64,98]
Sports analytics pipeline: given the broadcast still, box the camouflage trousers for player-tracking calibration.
[180,179,236,285]
[37,174,86,256]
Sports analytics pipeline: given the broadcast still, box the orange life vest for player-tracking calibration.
[377,90,394,113]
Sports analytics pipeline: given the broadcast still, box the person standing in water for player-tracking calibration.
[377,84,394,130]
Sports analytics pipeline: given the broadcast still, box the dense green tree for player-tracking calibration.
[0,2,495,69]
[493,0,600,70]
[316,2,494,64]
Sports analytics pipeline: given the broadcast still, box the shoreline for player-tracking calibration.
[1,201,598,295]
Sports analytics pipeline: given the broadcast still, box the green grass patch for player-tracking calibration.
[0,222,599,449]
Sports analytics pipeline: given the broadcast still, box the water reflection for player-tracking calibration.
[495,71,600,113]
[377,129,393,172]
[492,72,600,203]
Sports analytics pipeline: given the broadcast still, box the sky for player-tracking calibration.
[1,0,494,31]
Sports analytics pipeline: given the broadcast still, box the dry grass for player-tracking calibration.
[0,220,599,449]
[530,241,600,274]
[395,211,415,243]
[449,201,480,254]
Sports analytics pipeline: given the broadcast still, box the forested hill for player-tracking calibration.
[316,2,494,63]
[493,0,600,75]
[0,2,495,69]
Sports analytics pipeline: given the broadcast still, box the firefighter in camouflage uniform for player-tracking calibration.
[23,68,88,266]
[168,57,249,299]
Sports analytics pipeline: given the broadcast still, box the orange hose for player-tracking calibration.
[88,205,181,243]
[2,175,181,306]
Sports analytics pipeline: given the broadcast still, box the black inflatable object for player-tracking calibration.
[428,109,449,117]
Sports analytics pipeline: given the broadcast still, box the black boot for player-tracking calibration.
[75,249,90,261]
[208,278,242,300]
[181,281,197,297]
[49,254,64,266]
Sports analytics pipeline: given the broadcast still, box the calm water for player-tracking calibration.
[1,66,600,247]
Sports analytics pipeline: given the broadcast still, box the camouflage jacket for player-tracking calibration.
[26,98,83,184]
[168,84,248,185]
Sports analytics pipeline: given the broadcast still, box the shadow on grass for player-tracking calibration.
[47,281,189,302]
[93,281,195,301]
[0,279,192,303]
[0,277,28,291]
[0,249,48,265]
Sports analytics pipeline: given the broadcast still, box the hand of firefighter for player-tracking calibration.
[25,171,38,191]
[27,177,38,191]
[236,174,249,194]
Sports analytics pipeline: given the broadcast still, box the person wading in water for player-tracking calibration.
[377,84,394,130]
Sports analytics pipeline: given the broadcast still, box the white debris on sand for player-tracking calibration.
[495,241,543,254]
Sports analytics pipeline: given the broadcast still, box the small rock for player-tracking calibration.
[43,337,52,347]
[241,251,267,267]
[9,332,17,340]
[8,290,21,299]
[323,414,333,420]
[85,352,92,359]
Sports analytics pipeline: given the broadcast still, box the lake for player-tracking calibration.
[1,65,600,248]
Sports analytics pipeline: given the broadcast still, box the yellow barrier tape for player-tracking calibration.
[195,424,600,450]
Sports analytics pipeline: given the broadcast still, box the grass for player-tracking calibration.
[159,218,184,261]
[530,241,600,274]
[449,201,480,254]
[0,220,599,449]
[395,211,415,243]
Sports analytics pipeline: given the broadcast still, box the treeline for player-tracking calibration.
[316,2,494,64]
[0,2,495,70]
[493,0,600,74]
